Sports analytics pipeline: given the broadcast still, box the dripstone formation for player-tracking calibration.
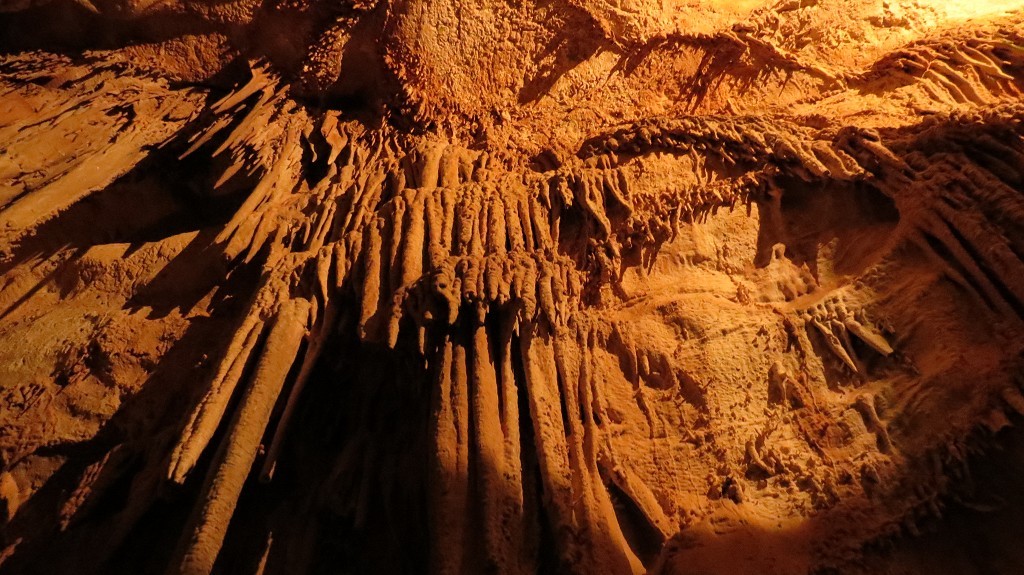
[1,1,1024,574]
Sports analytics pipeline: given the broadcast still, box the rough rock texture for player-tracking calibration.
[1,1,1024,574]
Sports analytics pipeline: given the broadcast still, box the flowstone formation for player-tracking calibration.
[1,1,1024,574]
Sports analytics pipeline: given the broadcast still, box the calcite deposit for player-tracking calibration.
[1,1,1024,574]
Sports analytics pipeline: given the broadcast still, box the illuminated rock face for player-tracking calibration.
[1,2,1024,574]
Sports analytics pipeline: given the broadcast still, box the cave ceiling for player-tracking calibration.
[1,1,1024,574]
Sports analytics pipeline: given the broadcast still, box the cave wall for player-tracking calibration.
[1,1,1024,574]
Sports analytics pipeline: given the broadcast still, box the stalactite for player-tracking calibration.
[427,338,471,575]
[176,298,310,575]
[169,312,266,484]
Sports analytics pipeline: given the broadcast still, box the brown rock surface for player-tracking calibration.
[1,1,1024,574]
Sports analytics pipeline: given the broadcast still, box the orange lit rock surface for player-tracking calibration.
[1,1,1024,574]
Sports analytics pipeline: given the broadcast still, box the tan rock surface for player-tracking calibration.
[1,1,1024,574]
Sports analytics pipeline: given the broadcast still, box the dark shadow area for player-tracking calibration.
[0,0,221,55]
[754,179,900,280]
[0,127,263,321]
[0,127,251,276]
[0,308,254,575]
[516,1,607,106]
[0,118,270,573]
[651,408,1024,575]
[857,410,1024,575]
[251,306,436,575]
[36,305,642,575]
[607,479,664,567]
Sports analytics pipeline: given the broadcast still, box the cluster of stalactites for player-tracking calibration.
[28,54,1009,574]
[162,62,884,575]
